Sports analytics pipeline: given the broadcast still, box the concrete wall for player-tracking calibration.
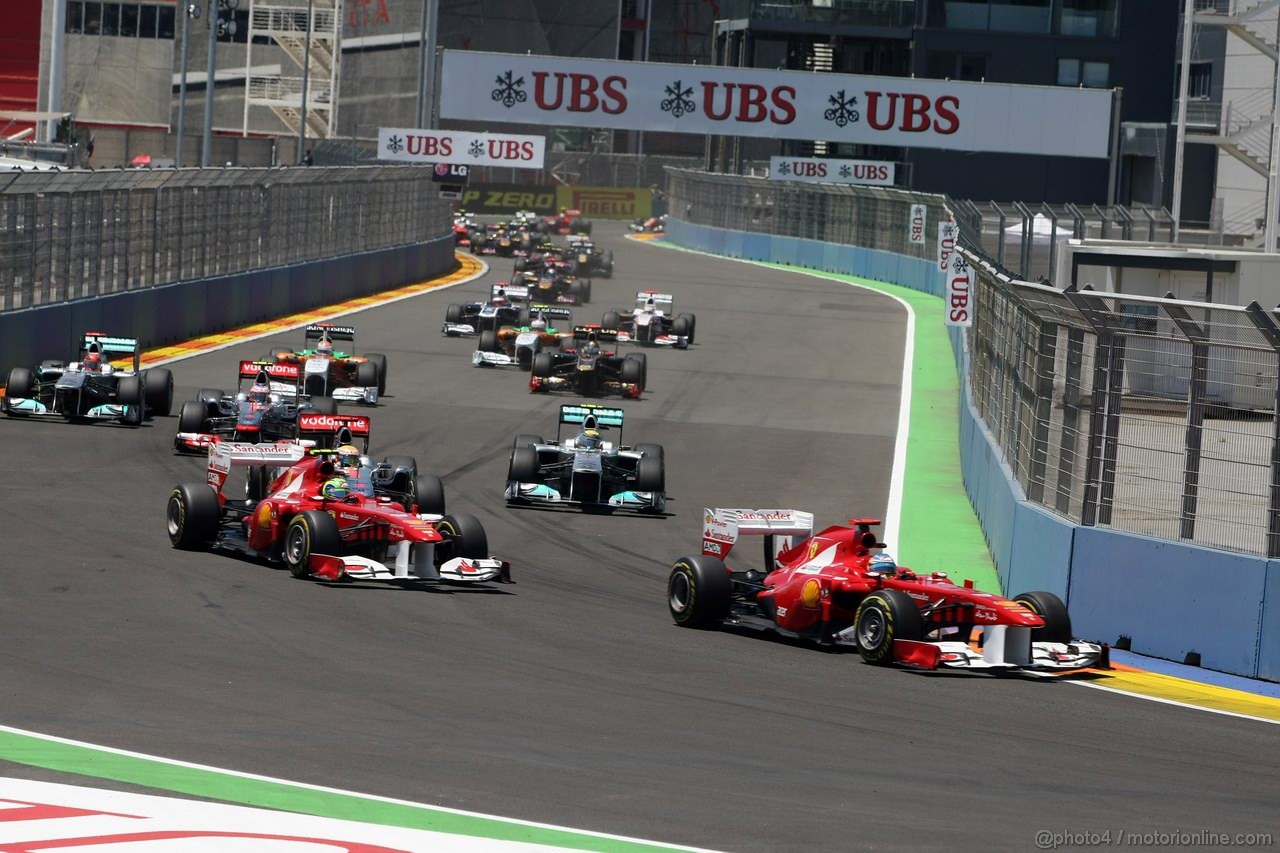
[668,216,1280,682]
[0,236,453,381]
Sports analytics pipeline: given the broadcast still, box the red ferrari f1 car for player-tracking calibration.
[667,508,1099,672]
[167,440,511,586]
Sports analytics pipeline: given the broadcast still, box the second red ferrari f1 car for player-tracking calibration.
[667,508,1100,672]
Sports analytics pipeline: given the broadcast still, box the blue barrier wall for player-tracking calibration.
[667,216,1278,681]
[0,237,454,378]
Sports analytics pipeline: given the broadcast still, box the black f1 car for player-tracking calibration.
[3,332,173,425]
[529,326,646,398]
[505,404,665,513]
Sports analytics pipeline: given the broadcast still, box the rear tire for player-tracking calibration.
[143,367,174,417]
[283,510,343,579]
[167,483,220,549]
[5,367,34,399]
[1014,591,1073,643]
[364,353,388,395]
[854,590,925,665]
[247,465,269,502]
[508,446,540,482]
[436,513,488,562]
[177,400,207,434]
[620,357,643,388]
[668,555,730,628]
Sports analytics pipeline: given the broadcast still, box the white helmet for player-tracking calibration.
[531,317,547,332]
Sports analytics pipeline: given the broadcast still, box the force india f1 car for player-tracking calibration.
[167,440,510,586]
[667,509,1101,672]
[473,306,573,369]
[173,361,339,453]
[505,404,665,513]
[3,332,173,425]
[442,284,532,336]
[265,324,386,404]
[604,291,696,348]
[529,327,646,398]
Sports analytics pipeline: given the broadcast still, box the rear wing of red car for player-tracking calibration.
[207,442,307,496]
[239,360,300,380]
[296,412,372,450]
[701,507,816,564]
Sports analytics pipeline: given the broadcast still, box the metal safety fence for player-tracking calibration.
[0,166,452,312]
[666,167,1280,558]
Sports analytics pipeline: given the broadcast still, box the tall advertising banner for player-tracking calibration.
[938,222,973,328]
[376,127,546,168]
[909,203,927,245]
[439,51,1113,158]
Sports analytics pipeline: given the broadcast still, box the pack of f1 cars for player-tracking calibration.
[604,292,696,348]
[543,208,591,235]
[173,361,339,453]
[469,222,533,257]
[473,306,573,369]
[167,438,510,586]
[2,332,173,425]
[515,261,591,305]
[264,324,386,403]
[505,404,665,513]
[529,326,646,398]
[667,509,1101,672]
[442,284,532,336]
[566,235,614,278]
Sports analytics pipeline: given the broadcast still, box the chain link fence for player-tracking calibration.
[0,166,452,312]
[666,168,1280,559]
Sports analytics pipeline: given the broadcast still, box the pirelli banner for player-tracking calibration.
[439,50,1113,158]
[459,185,652,219]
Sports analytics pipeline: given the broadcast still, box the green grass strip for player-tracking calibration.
[0,728,689,852]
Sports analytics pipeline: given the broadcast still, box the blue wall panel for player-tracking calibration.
[1256,563,1280,681]
[1006,503,1074,601]
[1070,528,1265,676]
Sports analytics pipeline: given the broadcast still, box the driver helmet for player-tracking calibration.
[82,351,102,372]
[531,317,547,332]
[249,381,270,404]
[577,428,601,450]
[320,477,349,499]
[869,553,897,574]
[491,295,507,308]
[316,336,334,357]
[336,443,362,470]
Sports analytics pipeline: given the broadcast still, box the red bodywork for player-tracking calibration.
[543,209,584,235]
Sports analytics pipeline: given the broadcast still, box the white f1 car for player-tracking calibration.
[603,291,696,348]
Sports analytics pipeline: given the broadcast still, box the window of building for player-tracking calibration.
[82,2,102,35]
[157,5,175,38]
[990,0,1051,34]
[1058,58,1110,87]
[139,4,156,37]
[1175,61,1213,99]
[120,3,138,37]
[927,51,989,81]
[101,3,120,36]
[66,1,84,33]
[1059,0,1120,38]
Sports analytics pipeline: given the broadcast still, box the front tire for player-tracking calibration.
[668,555,731,628]
[853,590,924,665]
[508,446,540,482]
[167,483,220,549]
[177,400,207,434]
[435,513,488,563]
[532,352,554,378]
[1014,591,1073,643]
[283,510,343,579]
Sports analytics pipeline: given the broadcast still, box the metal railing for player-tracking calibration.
[666,167,1280,558]
[0,166,452,312]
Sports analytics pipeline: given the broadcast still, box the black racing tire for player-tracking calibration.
[355,360,378,391]
[583,278,593,302]
[436,513,488,563]
[445,303,465,324]
[531,351,555,379]
[197,387,224,411]
[116,375,143,407]
[635,456,664,493]
[508,445,540,482]
[479,329,500,353]
[247,465,269,502]
[620,357,643,388]
[411,473,446,515]
[143,367,174,417]
[308,396,337,415]
[602,310,621,329]
[364,353,388,395]
[628,352,647,387]
[304,374,327,398]
[668,555,731,628]
[513,258,527,273]
[571,280,589,303]
[177,400,207,434]
[634,442,664,461]
[512,434,544,449]
[6,367,34,399]
[167,483,220,550]
[673,316,691,338]
[581,219,593,235]
[283,510,343,579]
[854,589,925,665]
[1014,591,1073,644]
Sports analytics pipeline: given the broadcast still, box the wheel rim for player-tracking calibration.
[166,496,183,538]
[857,607,887,649]
[669,570,691,614]
[285,523,307,565]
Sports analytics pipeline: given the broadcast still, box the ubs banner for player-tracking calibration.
[459,185,652,219]
[440,50,1113,158]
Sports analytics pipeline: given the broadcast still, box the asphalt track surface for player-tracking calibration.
[2,227,1278,852]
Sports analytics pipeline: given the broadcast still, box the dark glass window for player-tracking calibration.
[139,4,156,37]
[157,4,175,38]
[66,1,84,33]
[83,2,102,35]
[1059,0,1120,38]
[101,3,120,35]
[120,4,138,37]
[1176,61,1213,99]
